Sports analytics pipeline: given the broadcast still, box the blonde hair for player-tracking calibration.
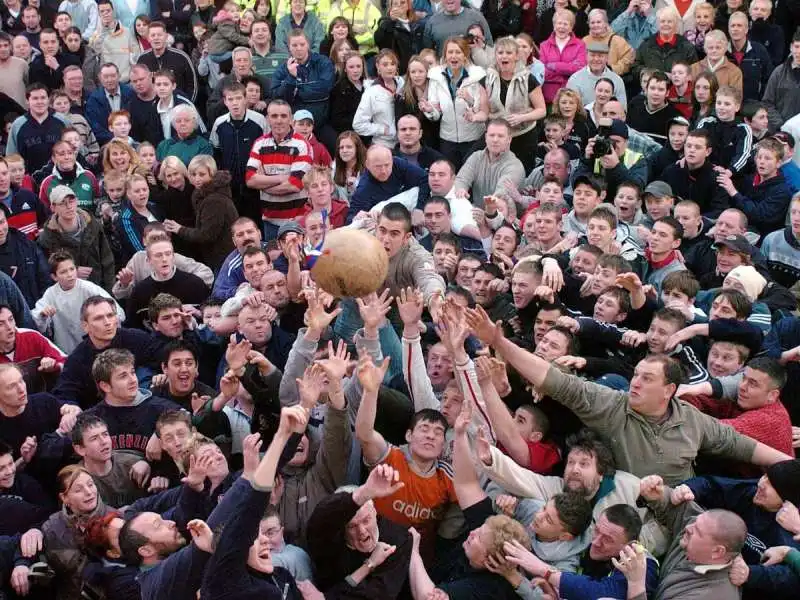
[494,36,519,57]
[552,88,587,119]
[484,515,531,556]
[4,153,24,165]
[126,173,149,191]
[180,433,216,472]
[158,156,189,186]
[102,139,140,175]
[188,155,218,177]
[302,164,334,188]
[553,8,576,27]
[695,2,716,16]
[704,29,728,45]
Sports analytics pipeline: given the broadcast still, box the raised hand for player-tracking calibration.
[762,546,793,566]
[611,544,647,583]
[454,393,472,436]
[279,405,310,436]
[241,433,263,482]
[129,460,151,488]
[368,541,397,567]
[541,259,564,293]
[554,355,587,370]
[225,335,252,372]
[187,519,214,553]
[776,501,800,538]
[670,484,695,506]
[476,426,492,465]
[361,464,405,500]
[357,289,393,332]
[305,287,343,333]
[495,495,518,517]
[639,475,665,502]
[316,339,353,383]
[296,364,326,410]
[219,370,241,401]
[397,287,424,327]
[182,451,215,491]
[435,301,470,355]
[465,305,502,346]
[504,539,546,576]
[356,349,390,394]
[247,350,274,375]
[19,437,37,464]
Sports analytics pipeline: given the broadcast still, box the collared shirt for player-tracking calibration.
[105,87,122,112]
[156,95,176,140]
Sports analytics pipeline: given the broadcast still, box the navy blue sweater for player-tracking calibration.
[560,554,659,600]
[347,157,430,223]
[200,480,299,600]
[53,328,164,409]
[0,473,54,535]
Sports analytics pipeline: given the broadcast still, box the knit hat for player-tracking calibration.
[723,265,766,302]
[607,119,629,139]
[766,459,800,505]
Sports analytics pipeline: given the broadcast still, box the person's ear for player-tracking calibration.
[98,381,111,395]
[51,273,58,282]
[528,430,543,443]
[405,429,413,444]
[767,388,780,404]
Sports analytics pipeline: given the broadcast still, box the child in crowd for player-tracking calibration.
[50,92,100,167]
[260,507,314,583]
[651,116,691,178]
[697,85,754,175]
[97,171,127,225]
[108,110,139,149]
[535,116,581,167]
[208,1,250,68]
[31,251,125,354]
[293,110,332,168]
[742,101,770,141]
[5,154,35,193]
[667,61,693,119]
[137,142,158,177]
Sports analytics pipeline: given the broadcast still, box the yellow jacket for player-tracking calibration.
[321,0,382,55]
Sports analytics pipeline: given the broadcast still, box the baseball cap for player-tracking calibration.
[643,181,673,198]
[668,116,691,128]
[607,119,629,139]
[277,221,305,239]
[49,185,77,205]
[293,109,314,123]
[715,234,753,256]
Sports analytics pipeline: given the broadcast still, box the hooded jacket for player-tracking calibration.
[352,77,405,148]
[38,209,115,290]
[0,227,50,308]
[424,64,487,143]
[172,171,238,272]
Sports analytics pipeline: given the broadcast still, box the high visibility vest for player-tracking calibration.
[592,148,644,175]
[272,0,327,21]
[323,0,383,55]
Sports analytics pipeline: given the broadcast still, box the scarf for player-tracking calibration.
[645,248,677,268]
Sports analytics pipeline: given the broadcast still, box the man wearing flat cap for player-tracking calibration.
[573,118,648,199]
[566,41,627,107]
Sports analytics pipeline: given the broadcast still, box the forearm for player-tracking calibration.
[481,379,528,466]
[287,258,303,300]
[347,561,373,587]
[409,551,436,600]
[246,173,287,189]
[270,181,303,195]
[494,335,550,390]
[750,442,793,467]
[251,429,290,490]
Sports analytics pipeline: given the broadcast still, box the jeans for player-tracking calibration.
[596,373,630,392]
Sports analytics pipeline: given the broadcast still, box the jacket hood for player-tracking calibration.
[198,170,232,195]
[429,64,487,86]
[132,388,153,406]
[44,208,95,232]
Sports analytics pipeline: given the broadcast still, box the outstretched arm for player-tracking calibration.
[354,351,392,465]
[452,393,487,510]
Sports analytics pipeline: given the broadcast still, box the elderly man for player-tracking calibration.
[727,11,773,102]
[137,20,196,101]
[348,145,429,223]
[583,9,634,75]
[206,47,269,125]
[567,41,627,107]
[465,307,793,485]
[521,148,578,203]
[85,62,134,145]
[306,465,412,600]
[749,0,785,67]
[454,119,524,209]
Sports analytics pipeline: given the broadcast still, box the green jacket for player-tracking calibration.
[540,367,756,485]
[156,134,214,165]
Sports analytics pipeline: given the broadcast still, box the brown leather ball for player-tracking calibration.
[311,229,389,297]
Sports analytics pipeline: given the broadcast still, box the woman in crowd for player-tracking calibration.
[374,0,425,74]
[633,6,698,78]
[42,466,115,600]
[330,52,367,137]
[153,156,197,256]
[332,131,367,203]
[539,9,587,105]
[550,87,592,150]
[353,49,403,149]
[536,0,590,42]
[692,70,719,123]
[486,36,547,173]
[330,38,356,75]
[585,77,616,129]
[116,174,162,262]
[516,32,545,85]
[156,105,214,165]
[424,39,488,170]
[134,15,151,54]
[395,54,439,150]
[163,156,237,272]
[102,140,156,187]
[320,16,359,58]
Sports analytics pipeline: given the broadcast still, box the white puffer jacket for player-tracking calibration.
[423,64,487,144]
[352,77,405,149]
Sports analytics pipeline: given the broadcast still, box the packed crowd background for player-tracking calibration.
[0,0,799,598]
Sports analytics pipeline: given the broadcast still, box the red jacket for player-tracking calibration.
[0,328,67,366]
[539,33,587,103]
[299,198,349,229]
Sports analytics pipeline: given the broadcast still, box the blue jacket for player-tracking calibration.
[270,52,336,126]
[85,84,136,146]
[0,227,50,308]
[730,171,792,235]
[685,475,800,598]
[0,270,34,330]
[211,248,246,300]
[210,111,266,187]
[729,39,773,101]
[347,156,430,222]
[7,111,70,173]
[559,555,659,600]
[763,316,800,423]
[52,328,163,408]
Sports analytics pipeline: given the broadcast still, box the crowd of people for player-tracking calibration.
[0,0,798,598]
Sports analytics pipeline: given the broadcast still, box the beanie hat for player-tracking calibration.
[766,459,800,505]
[724,265,766,302]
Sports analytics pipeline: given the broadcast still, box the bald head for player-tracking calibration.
[366,145,394,182]
[707,509,747,556]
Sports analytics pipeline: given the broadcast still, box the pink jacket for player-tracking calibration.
[539,34,587,103]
